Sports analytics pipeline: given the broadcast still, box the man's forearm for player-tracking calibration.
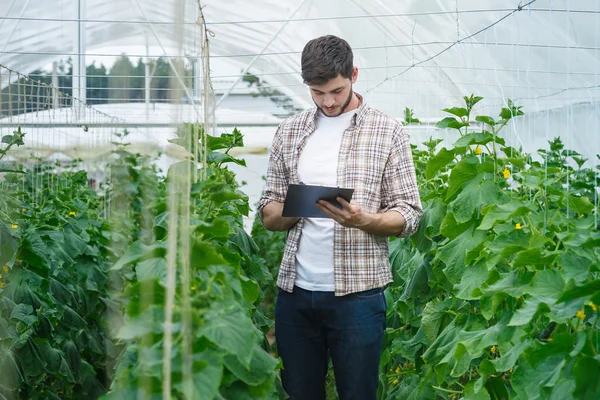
[261,202,299,231]
[360,210,405,237]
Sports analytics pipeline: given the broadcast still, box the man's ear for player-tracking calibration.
[351,67,359,84]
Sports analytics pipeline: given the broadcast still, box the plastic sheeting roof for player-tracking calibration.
[1,0,599,121]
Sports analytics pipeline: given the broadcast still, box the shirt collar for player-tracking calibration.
[307,92,368,129]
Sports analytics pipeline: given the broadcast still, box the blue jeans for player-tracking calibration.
[275,285,386,400]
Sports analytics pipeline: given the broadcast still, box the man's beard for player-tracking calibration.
[315,86,354,117]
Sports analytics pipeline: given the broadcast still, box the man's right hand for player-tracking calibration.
[261,202,299,231]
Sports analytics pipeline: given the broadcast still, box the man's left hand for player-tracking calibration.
[317,198,371,229]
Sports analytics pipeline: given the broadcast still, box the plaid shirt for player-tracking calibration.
[258,94,422,296]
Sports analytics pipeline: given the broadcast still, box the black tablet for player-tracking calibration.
[282,183,354,219]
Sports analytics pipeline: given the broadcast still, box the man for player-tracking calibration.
[257,35,422,400]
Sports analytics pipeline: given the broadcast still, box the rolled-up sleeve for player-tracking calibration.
[380,126,423,237]
[257,125,289,220]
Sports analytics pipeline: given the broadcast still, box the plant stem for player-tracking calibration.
[432,386,463,395]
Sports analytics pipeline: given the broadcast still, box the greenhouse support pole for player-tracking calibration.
[52,62,59,109]
[73,0,87,120]
[215,0,310,109]
[145,35,151,120]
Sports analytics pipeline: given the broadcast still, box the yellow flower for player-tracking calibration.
[546,338,553,342]
[3,266,8,273]
[503,169,511,179]
[69,211,76,216]
[490,346,496,354]
[407,362,414,368]
[576,310,586,320]
[589,302,598,312]
[475,146,482,155]
[395,367,400,373]
[0,282,5,288]
[515,223,522,230]
[392,379,399,385]
[11,224,18,229]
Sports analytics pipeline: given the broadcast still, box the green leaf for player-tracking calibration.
[207,151,246,167]
[475,116,496,127]
[195,218,231,239]
[174,349,223,400]
[573,356,600,399]
[0,162,25,173]
[491,338,531,372]
[457,314,516,356]
[482,270,534,297]
[136,258,167,281]
[509,297,551,326]
[443,107,469,118]
[478,201,534,231]
[440,212,472,240]
[209,187,246,207]
[559,253,591,284]
[191,241,228,269]
[454,131,505,148]
[426,147,455,180]
[10,304,36,325]
[446,155,480,200]
[436,117,469,131]
[524,270,565,300]
[421,300,452,343]
[556,280,600,304]
[449,179,501,224]
[455,262,488,300]
[564,195,595,214]
[437,225,487,284]
[201,303,260,367]
[512,355,567,400]
[223,345,279,386]
[463,382,491,400]
[0,347,22,391]
[112,241,148,271]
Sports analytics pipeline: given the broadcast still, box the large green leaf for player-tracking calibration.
[509,296,553,327]
[426,148,455,180]
[478,201,534,231]
[525,269,564,298]
[174,349,223,400]
[454,131,505,148]
[437,225,487,285]
[0,222,18,266]
[449,179,501,224]
[201,303,260,367]
[223,345,279,386]
[573,356,600,399]
[446,156,481,200]
[457,314,516,356]
[421,300,453,343]
[491,338,531,372]
[0,347,22,391]
[455,262,488,300]
[443,107,468,118]
[556,280,600,304]
[135,258,167,282]
[436,117,469,130]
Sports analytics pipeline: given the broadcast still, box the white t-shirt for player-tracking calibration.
[295,109,356,291]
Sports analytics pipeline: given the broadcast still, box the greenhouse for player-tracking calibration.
[0,0,599,399]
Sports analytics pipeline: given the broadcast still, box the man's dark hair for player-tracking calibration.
[301,35,354,85]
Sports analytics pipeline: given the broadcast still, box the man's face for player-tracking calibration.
[308,68,358,117]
